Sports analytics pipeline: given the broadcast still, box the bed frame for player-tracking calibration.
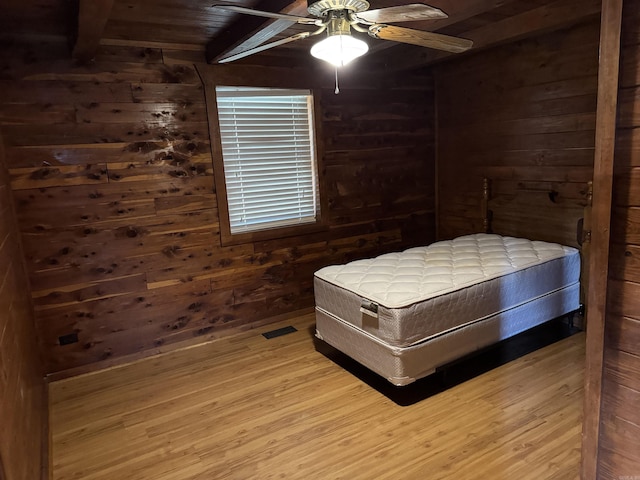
[482,176,593,311]
[314,178,592,386]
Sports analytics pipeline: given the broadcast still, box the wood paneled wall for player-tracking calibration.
[0,133,46,479]
[435,20,600,247]
[0,37,435,374]
[600,0,640,475]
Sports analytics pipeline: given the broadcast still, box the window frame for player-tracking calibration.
[204,72,327,247]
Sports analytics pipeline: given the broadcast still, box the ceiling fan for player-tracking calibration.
[211,1,473,66]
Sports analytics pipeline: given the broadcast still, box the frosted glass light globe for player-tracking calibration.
[310,34,369,67]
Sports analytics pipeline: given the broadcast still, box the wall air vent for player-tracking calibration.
[262,326,298,339]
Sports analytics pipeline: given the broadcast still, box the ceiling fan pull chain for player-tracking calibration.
[334,67,340,95]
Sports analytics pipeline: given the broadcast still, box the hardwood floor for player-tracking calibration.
[49,313,584,480]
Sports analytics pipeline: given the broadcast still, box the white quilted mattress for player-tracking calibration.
[314,234,580,348]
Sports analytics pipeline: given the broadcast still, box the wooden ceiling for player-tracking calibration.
[0,0,601,70]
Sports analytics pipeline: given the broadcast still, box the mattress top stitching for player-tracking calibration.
[314,234,579,308]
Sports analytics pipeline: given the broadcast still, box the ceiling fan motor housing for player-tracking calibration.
[307,0,370,17]
[324,10,353,35]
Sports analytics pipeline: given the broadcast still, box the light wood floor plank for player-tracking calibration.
[50,314,584,479]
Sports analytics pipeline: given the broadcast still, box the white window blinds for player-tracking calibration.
[215,86,318,234]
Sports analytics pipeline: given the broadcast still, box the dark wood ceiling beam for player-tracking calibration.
[407,0,533,32]
[360,0,546,61]
[72,0,115,62]
[206,0,302,64]
[375,0,601,71]
[221,0,310,60]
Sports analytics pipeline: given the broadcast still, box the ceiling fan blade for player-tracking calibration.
[211,2,319,25]
[369,24,472,53]
[355,4,448,24]
[217,31,312,63]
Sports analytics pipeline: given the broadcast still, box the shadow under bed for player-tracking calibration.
[313,316,581,407]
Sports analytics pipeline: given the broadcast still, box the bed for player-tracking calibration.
[313,178,590,386]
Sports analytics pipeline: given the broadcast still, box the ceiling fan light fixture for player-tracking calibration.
[212,2,472,65]
[310,8,368,67]
[310,33,369,67]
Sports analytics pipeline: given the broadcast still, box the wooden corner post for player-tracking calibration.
[581,0,623,478]
[580,180,593,309]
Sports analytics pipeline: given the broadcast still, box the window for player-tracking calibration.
[215,86,320,237]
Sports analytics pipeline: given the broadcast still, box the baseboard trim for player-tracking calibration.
[46,307,315,382]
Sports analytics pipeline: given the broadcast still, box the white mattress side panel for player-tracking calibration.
[314,234,579,308]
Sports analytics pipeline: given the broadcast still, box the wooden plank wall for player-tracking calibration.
[435,20,600,247]
[600,0,640,475]
[0,37,435,374]
[0,133,46,479]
